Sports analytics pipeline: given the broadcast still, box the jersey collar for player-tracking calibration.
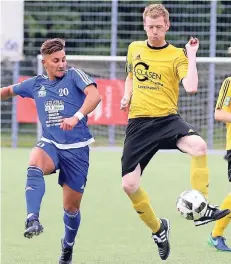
[147,41,169,50]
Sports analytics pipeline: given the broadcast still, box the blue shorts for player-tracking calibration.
[36,141,89,193]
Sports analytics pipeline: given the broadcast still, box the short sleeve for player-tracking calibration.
[12,77,35,98]
[176,49,188,81]
[216,78,231,112]
[72,68,97,91]
[125,43,133,78]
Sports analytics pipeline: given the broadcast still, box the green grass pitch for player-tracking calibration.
[1,148,231,264]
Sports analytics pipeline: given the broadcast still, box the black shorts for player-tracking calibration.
[121,114,199,176]
[227,150,231,182]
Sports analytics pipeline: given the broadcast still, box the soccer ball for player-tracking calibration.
[176,190,208,220]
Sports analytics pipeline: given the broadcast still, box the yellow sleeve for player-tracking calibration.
[176,49,188,81]
[125,43,133,78]
[216,78,231,112]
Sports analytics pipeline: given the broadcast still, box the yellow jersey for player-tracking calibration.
[215,77,231,150]
[125,40,188,118]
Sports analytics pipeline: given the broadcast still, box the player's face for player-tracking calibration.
[144,16,170,45]
[42,50,67,80]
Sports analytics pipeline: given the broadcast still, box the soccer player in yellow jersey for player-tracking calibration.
[208,70,231,252]
[120,4,230,260]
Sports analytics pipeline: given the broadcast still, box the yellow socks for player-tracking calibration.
[190,155,209,199]
[128,187,160,233]
[212,194,231,237]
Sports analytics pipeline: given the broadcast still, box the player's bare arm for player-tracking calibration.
[120,75,133,111]
[60,84,101,130]
[182,37,199,94]
[0,86,16,100]
[80,84,101,115]
[215,109,231,123]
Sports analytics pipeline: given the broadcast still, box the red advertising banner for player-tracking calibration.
[17,97,37,123]
[16,77,128,125]
[88,79,128,125]
[16,76,38,123]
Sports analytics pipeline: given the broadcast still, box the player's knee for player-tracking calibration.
[122,182,139,194]
[190,139,207,156]
[28,147,55,174]
[122,175,140,194]
[64,202,80,213]
[28,155,44,169]
[122,164,141,194]
[64,205,80,213]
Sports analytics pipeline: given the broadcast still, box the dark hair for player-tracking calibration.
[40,38,65,56]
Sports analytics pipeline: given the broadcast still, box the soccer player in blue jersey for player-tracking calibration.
[1,38,101,264]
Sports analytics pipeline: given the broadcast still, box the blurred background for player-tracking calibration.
[1,0,231,148]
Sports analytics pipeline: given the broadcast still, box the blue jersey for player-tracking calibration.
[13,68,96,149]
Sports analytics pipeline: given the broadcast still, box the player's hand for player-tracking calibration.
[60,116,79,130]
[185,37,199,55]
[120,95,130,111]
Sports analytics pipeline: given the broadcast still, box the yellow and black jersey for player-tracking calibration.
[215,77,231,150]
[125,40,188,118]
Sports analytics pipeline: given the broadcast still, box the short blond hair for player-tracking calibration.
[143,4,169,23]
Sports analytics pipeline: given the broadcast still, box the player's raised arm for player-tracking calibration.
[182,37,199,94]
[0,85,16,100]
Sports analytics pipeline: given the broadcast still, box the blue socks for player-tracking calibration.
[25,165,80,248]
[25,166,45,220]
[63,210,81,248]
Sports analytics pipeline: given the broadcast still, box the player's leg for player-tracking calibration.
[208,150,231,251]
[122,164,162,234]
[212,193,231,237]
[122,118,170,260]
[59,184,82,264]
[208,193,231,251]
[58,146,89,264]
[24,141,58,239]
[176,127,230,226]
[177,134,209,199]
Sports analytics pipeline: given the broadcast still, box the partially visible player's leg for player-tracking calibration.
[121,118,170,260]
[212,193,231,237]
[58,146,89,264]
[177,134,231,226]
[209,152,231,251]
[24,142,57,238]
[208,193,231,251]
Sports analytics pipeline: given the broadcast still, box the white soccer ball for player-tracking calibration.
[176,190,208,220]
